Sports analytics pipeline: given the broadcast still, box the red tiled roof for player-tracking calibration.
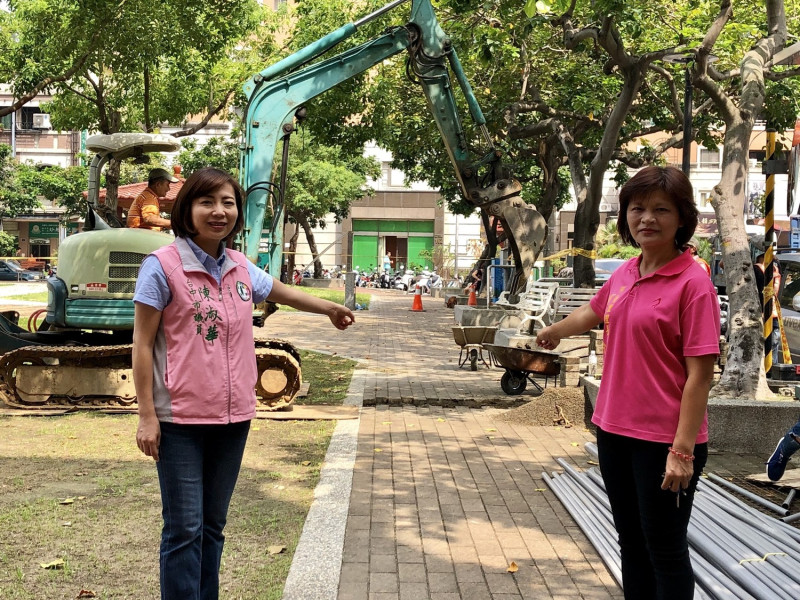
[83,178,185,210]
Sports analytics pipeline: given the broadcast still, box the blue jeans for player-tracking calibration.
[597,428,707,600]
[156,421,250,600]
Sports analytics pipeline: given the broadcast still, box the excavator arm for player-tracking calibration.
[240,0,546,290]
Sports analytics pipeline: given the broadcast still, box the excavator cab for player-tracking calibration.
[46,134,179,330]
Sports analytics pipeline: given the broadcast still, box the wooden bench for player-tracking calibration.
[550,287,600,322]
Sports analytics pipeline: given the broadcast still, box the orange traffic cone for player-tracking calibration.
[467,284,478,307]
[411,284,425,312]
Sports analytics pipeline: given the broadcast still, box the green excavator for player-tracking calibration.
[0,0,546,411]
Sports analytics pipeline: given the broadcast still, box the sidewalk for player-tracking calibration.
[259,290,765,600]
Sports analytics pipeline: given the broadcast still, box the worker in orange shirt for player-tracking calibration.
[685,240,712,276]
[126,168,178,231]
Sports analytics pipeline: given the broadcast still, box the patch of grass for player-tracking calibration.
[299,349,357,405]
[277,286,370,311]
[0,351,354,599]
[2,291,48,303]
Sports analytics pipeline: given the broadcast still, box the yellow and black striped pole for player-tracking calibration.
[764,129,776,374]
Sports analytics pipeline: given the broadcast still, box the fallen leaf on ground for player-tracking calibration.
[436,418,446,422]
[268,546,285,555]
[76,590,97,598]
[40,558,65,570]
[382,421,392,425]
[570,442,579,447]
[252,427,260,431]
[374,448,383,452]
[486,428,497,432]
[507,561,518,573]
[59,498,74,505]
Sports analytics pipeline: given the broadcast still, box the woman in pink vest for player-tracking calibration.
[536,166,719,599]
[132,167,354,600]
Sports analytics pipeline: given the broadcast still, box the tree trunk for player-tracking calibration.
[701,87,773,399]
[536,137,566,224]
[297,216,323,278]
[573,65,646,287]
[695,0,785,398]
[286,224,300,281]
[96,158,124,227]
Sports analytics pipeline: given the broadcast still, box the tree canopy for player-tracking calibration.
[0,0,270,134]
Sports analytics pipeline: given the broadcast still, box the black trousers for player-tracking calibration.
[596,428,708,600]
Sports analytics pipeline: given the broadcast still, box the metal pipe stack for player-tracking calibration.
[543,443,800,600]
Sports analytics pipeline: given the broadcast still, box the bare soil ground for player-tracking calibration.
[0,351,355,600]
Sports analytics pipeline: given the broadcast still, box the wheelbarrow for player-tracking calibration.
[452,326,496,371]
[483,343,561,395]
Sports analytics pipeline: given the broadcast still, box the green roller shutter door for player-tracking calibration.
[352,235,378,271]
[408,236,433,269]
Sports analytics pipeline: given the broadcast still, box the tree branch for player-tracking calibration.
[60,81,96,106]
[0,38,98,118]
[766,66,800,80]
[171,89,236,138]
[647,63,683,122]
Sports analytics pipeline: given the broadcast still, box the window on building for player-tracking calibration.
[19,107,42,130]
[380,163,390,187]
[389,168,405,187]
[699,190,714,207]
[380,162,406,187]
[750,149,766,169]
[697,147,721,169]
[0,111,11,130]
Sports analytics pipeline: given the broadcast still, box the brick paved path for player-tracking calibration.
[262,289,763,600]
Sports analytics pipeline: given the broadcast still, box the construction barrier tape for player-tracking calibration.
[542,248,598,261]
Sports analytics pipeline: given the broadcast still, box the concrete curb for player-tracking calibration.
[281,364,366,600]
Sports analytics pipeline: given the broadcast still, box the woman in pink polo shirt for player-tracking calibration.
[536,166,719,599]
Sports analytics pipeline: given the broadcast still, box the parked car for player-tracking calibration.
[0,259,43,281]
[595,258,627,282]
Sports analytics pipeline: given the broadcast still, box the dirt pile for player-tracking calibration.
[498,386,592,428]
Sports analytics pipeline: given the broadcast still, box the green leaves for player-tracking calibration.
[2,0,265,134]
[285,137,379,228]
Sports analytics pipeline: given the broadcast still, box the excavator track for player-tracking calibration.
[0,339,302,412]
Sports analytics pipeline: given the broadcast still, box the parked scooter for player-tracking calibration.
[395,270,416,291]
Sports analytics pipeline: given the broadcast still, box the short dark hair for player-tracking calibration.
[617,166,698,249]
[170,167,245,241]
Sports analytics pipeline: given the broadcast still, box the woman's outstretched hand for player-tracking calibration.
[535,326,561,351]
[329,305,355,330]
